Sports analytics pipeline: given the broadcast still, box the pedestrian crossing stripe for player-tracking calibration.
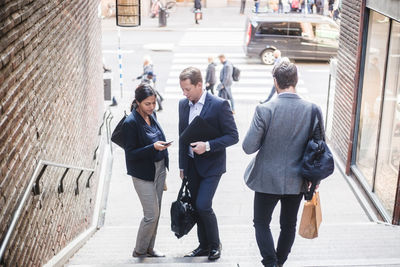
[179,31,244,46]
[185,28,244,32]
[165,78,305,86]
[172,58,261,64]
[174,53,249,58]
[163,86,309,94]
[170,64,274,70]
[168,71,277,78]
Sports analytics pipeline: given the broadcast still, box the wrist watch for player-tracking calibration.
[205,141,210,152]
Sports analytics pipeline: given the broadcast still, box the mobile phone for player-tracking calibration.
[163,141,173,146]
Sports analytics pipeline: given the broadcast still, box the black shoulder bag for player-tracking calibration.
[301,104,335,200]
[170,178,196,239]
[111,111,127,149]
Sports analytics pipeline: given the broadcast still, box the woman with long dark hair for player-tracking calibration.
[123,84,171,258]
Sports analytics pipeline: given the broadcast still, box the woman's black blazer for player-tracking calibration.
[122,110,169,181]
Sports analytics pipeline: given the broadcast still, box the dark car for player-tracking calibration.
[244,14,340,64]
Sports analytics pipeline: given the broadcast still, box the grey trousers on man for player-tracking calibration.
[132,159,166,254]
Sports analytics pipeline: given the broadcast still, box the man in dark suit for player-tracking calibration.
[178,67,239,261]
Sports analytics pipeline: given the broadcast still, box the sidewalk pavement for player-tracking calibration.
[67,6,400,267]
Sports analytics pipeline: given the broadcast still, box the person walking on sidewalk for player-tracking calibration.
[254,0,260,13]
[136,56,164,111]
[260,50,282,104]
[217,54,235,113]
[178,67,239,261]
[123,84,171,258]
[194,0,202,24]
[205,57,217,95]
[242,60,323,267]
[240,0,247,14]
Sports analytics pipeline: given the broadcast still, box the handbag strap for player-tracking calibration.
[309,104,326,141]
[177,177,191,200]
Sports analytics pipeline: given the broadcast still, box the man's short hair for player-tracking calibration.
[179,67,203,85]
[272,59,298,89]
[218,54,225,60]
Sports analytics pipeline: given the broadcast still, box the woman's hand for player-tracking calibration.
[154,141,171,151]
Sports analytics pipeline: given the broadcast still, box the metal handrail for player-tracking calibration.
[1,109,113,264]
[0,160,95,263]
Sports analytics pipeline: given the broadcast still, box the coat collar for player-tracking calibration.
[277,93,301,99]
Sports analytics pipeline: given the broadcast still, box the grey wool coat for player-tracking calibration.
[242,93,322,195]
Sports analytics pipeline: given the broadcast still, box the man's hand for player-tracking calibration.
[180,170,184,180]
[206,82,210,87]
[190,141,206,155]
[308,181,320,191]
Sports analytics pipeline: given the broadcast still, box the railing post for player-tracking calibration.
[86,172,94,188]
[32,165,48,196]
[58,169,70,194]
[74,170,84,196]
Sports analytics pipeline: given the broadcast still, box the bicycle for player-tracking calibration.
[150,0,177,18]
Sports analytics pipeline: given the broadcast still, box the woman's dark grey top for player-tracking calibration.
[141,115,167,162]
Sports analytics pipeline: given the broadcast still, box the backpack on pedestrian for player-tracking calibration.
[232,65,241,82]
[291,0,299,9]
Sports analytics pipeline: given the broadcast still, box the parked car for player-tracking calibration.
[244,14,340,64]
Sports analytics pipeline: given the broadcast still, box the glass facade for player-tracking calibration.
[355,11,400,221]
[374,20,400,219]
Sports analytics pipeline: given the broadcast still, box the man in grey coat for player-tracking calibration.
[205,57,216,95]
[217,54,235,112]
[242,60,322,267]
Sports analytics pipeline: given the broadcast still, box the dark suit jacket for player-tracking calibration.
[205,63,216,85]
[179,92,239,178]
[123,110,169,181]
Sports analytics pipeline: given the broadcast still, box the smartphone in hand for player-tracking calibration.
[163,141,173,146]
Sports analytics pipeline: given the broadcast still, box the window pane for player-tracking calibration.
[256,22,288,35]
[375,20,400,220]
[356,11,389,187]
[288,23,302,36]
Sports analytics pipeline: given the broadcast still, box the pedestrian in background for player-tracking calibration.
[259,50,282,104]
[328,0,335,17]
[194,0,202,24]
[123,84,171,258]
[254,0,260,13]
[278,0,283,13]
[217,54,235,113]
[136,56,164,111]
[307,0,315,13]
[240,0,246,14]
[242,60,323,267]
[205,57,216,95]
[178,67,239,261]
[316,0,324,14]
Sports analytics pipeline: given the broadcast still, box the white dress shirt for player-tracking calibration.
[188,90,207,157]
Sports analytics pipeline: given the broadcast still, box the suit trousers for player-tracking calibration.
[131,159,166,254]
[187,157,221,250]
[253,192,303,267]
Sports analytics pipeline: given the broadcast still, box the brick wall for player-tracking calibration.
[0,0,103,266]
[330,0,363,170]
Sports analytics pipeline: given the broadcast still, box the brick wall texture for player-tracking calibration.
[0,0,104,266]
[330,0,362,166]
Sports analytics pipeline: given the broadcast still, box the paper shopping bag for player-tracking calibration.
[299,192,322,239]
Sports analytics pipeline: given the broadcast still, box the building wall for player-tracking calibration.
[0,0,104,265]
[330,0,363,170]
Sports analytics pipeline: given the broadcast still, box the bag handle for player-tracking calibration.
[309,104,326,141]
[177,177,191,200]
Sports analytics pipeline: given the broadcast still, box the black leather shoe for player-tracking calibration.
[184,247,209,257]
[208,245,221,261]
